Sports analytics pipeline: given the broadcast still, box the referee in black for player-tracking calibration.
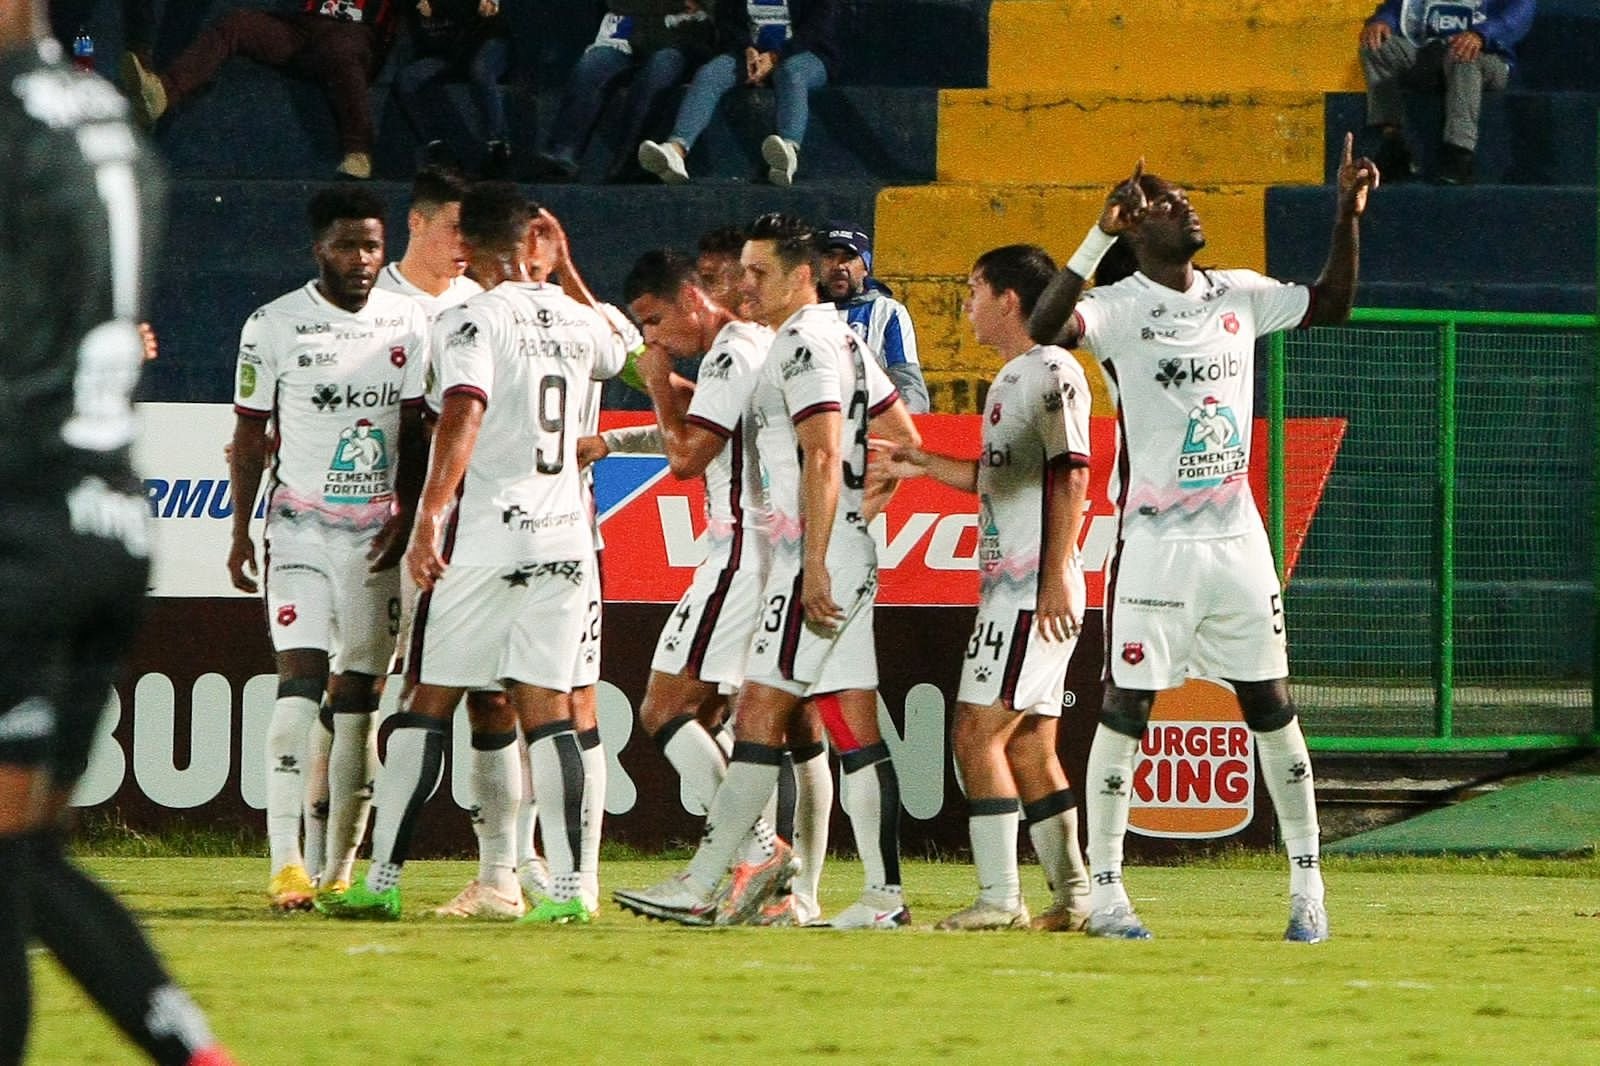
[0,3,236,1063]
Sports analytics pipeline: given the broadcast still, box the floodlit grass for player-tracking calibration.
[25,855,1600,1065]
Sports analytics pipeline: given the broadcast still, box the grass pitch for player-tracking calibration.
[26,854,1600,1065]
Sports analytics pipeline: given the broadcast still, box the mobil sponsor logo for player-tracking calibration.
[1129,678,1255,840]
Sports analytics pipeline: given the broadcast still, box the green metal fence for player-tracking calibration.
[1269,309,1600,752]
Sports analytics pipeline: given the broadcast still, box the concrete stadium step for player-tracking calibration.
[987,0,1372,93]
[873,182,1270,388]
[936,90,1324,185]
[150,64,937,184]
[1265,184,1599,287]
[142,179,882,404]
[1324,91,1600,186]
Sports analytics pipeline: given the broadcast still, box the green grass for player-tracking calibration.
[26,856,1600,1065]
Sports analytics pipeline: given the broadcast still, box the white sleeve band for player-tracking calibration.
[600,425,665,455]
[1067,224,1118,280]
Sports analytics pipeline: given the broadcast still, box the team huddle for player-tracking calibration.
[229,139,1378,938]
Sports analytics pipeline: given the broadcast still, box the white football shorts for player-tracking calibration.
[263,521,400,675]
[1105,526,1287,690]
[743,562,879,698]
[651,562,764,687]
[409,558,591,692]
[958,567,1086,716]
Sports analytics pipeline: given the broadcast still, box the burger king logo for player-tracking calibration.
[1128,677,1255,839]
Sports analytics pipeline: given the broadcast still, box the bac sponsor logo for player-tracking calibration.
[1129,678,1255,840]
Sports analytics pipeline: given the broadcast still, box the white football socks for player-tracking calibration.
[302,711,332,882]
[578,728,606,909]
[791,743,833,908]
[1255,720,1325,903]
[841,744,902,892]
[686,746,781,892]
[526,727,585,901]
[1084,724,1139,912]
[324,710,377,887]
[658,715,726,817]
[265,695,318,874]
[1025,794,1091,907]
[365,716,446,893]
[468,731,521,897]
[968,800,1022,909]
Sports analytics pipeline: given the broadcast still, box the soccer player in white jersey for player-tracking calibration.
[587,249,836,926]
[228,187,430,911]
[875,245,1095,931]
[321,183,625,924]
[613,213,920,929]
[1026,138,1379,941]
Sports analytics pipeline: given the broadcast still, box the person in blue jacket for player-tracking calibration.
[1359,0,1537,184]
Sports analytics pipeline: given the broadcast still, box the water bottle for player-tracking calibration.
[72,27,94,72]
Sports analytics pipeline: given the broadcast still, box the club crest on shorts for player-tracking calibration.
[1121,641,1145,666]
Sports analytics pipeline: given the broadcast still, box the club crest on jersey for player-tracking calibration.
[1221,312,1240,335]
[1122,642,1145,666]
[390,346,407,368]
[988,403,1002,425]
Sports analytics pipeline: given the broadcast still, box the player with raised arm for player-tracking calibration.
[228,186,430,911]
[1026,137,1379,942]
[873,244,1094,931]
[321,183,624,924]
[613,213,921,929]
[0,4,237,1060]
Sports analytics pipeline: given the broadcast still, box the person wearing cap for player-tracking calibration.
[820,221,929,413]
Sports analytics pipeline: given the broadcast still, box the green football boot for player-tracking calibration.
[518,896,593,926]
[316,881,401,921]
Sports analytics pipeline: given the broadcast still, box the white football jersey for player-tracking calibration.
[1074,269,1309,541]
[685,319,776,573]
[233,282,430,532]
[977,345,1092,594]
[751,303,899,568]
[375,262,482,322]
[584,304,644,551]
[430,282,626,566]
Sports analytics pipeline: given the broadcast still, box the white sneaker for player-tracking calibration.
[517,857,552,903]
[818,887,910,929]
[761,135,799,186]
[638,139,689,185]
[612,873,717,926]
[936,897,1030,931]
[433,879,526,920]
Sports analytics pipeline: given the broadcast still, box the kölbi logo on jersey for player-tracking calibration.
[1128,678,1255,840]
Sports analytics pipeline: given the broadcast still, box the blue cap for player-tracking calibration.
[823,221,872,271]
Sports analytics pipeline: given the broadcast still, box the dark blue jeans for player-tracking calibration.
[394,36,510,145]
[544,43,692,166]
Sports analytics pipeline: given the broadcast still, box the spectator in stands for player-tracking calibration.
[820,220,930,413]
[1358,0,1536,184]
[121,0,398,180]
[531,1,715,183]
[638,0,838,186]
[394,0,513,179]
